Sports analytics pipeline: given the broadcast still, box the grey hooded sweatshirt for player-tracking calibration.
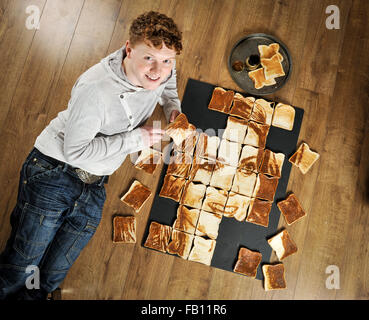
[34,45,181,176]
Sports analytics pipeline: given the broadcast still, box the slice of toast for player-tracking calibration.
[289,142,320,174]
[121,180,151,213]
[208,87,234,113]
[262,264,287,291]
[165,113,196,146]
[260,54,285,80]
[113,216,136,243]
[233,247,262,278]
[272,103,295,131]
[267,229,298,260]
[277,193,306,225]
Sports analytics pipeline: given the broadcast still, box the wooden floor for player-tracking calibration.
[0,0,368,300]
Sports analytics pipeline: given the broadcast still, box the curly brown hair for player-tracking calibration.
[129,11,183,55]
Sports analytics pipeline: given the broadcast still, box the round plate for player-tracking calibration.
[228,33,292,95]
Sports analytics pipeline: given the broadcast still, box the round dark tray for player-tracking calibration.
[228,33,292,95]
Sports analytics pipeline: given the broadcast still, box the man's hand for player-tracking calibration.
[139,126,165,147]
[169,110,181,123]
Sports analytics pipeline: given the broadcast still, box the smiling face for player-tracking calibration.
[123,40,177,90]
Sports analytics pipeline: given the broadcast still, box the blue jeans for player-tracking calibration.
[0,148,107,299]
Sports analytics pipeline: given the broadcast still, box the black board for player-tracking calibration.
[143,78,304,280]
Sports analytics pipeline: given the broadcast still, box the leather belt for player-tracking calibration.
[74,168,103,184]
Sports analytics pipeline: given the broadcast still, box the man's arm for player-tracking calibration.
[159,65,182,123]
[63,85,147,164]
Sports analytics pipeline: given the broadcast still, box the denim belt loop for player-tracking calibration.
[62,163,69,172]
[98,176,107,187]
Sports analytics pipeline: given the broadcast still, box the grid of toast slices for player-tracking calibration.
[144,86,311,290]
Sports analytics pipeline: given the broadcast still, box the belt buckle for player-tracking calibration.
[75,168,101,184]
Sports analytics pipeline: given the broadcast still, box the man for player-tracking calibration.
[0,11,182,300]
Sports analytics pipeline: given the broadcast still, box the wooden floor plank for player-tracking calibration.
[336,120,369,299]
[293,0,369,299]
[0,0,84,251]
[270,89,330,300]
[296,0,352,97]
[327,0,369,299]
[0,0,47,138]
